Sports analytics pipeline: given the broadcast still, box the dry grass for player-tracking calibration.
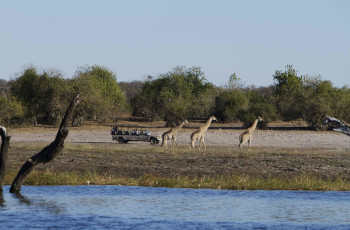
[4,169,350,191]
[3,141,350,190]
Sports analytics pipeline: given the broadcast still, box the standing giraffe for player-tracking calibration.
[161,119,188,148]
[239,116,263,151]
[190,116,217,150]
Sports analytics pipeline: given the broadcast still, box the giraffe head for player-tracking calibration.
[211,116,218,121]
[183,119,189,124]
[258,116,263,122]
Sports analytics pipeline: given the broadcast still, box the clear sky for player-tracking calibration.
[1,0,349,87]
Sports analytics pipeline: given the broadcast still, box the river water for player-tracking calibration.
[1,185,350,229]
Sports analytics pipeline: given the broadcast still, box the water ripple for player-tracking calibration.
[1,186,350,229]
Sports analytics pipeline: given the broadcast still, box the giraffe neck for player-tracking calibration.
[201,117,213,132]
[248,119,259,133]
[174,121,185,131]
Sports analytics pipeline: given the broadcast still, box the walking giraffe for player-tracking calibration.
[161,119,188,148]
[239,116,263,151]
[190,116,217,150]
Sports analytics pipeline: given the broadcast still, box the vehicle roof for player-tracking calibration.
[111,125,146,128]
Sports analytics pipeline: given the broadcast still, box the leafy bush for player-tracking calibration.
[273,65,304,121]
[300,77,333,129]
[131,66,216,126]
[214,89,248,122]
[240,91,277,129]
[10,67,72,125]
[0,96,24,124]
[72,65,127,122]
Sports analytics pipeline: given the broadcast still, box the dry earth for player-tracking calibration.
[5,122,350,183]
[7,125,350,150]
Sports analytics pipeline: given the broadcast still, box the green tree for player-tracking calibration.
[10,67,41,124]
[225,73,244,89]
[10,67,72,125]
[0,96,24,124]
[72,65,127,123]
[331,86,350,123]
[214,89,248,122]
[240,91,278,128]
[131,66,215,126]
[273,65,304,121]
[300,76,333,129]
[274,66,344,129]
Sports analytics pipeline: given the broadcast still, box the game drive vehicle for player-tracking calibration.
[111,125,161,145]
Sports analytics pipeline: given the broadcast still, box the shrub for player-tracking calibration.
[131,66,216,125]
[0,96,24,124]
[214,89,248,122]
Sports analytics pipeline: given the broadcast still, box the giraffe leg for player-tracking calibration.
[161,134,167,148]
[172,137,176,148]
[247,137,252,152]
[201,137,206,150]
[239,135,248,151]
[199,136,205,150]
[163,140,167,148]
[190,133,197,149]
[174,136,178,148]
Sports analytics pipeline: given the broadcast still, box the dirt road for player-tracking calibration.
[7,125,350,150]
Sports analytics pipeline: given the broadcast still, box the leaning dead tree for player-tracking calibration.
[0,126,11,192]
[322,115,350,136]
[10,94,80,193]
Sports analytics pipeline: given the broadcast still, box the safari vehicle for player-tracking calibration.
[111,125,161,145]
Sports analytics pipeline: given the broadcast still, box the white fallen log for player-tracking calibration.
[322,116,350,136]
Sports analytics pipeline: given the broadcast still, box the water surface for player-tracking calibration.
[1,185,350,229]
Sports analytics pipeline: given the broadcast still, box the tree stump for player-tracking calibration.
[10,94,80,193]
[0,127,11,193]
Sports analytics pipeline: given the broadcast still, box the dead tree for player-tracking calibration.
[322,115,350,136]
[0,126,11,192]
[10,94,80,194]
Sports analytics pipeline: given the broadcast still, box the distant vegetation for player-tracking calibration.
[0,64,349,129]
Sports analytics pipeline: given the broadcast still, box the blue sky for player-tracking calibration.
[1,0,349,87]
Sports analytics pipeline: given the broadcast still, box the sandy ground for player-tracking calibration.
[7,126,350,150]
[5,124,350,183]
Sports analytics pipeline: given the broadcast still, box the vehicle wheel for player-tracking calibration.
[150,138,158,145]
[118,137,128,144]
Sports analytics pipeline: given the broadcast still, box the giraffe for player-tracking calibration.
[239,116,263,151]
[161,119,189,148]
[190,116,217,150]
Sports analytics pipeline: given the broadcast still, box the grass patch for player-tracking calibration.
[5,142,350,191]
[3,170,350,191]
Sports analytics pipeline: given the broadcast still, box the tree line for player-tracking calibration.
[0,64,349,129]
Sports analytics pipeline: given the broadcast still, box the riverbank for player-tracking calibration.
[4,141,350,190]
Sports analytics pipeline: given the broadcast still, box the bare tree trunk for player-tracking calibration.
[0,127,10,192]
[322,116,350,136]
[10,94,80,194]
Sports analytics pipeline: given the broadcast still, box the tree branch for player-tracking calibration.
[10,94,80,193]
